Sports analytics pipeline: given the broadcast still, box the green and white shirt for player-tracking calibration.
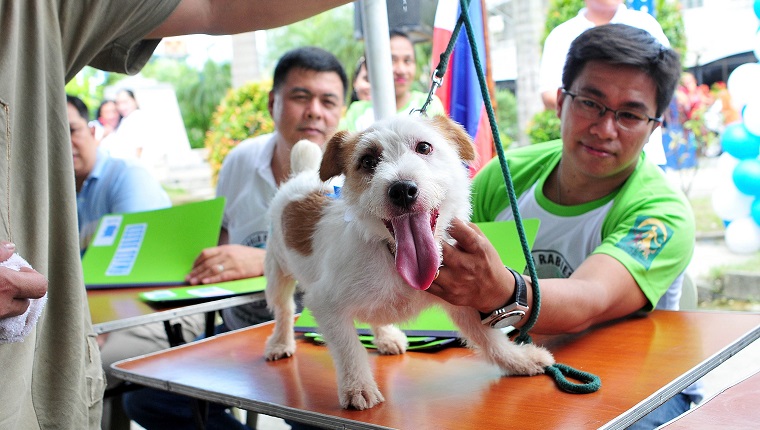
[472,140,695,310]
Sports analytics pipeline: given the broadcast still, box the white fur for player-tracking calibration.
[264,115,554,410]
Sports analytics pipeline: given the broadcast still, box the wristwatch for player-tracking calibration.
[480,267,529,329]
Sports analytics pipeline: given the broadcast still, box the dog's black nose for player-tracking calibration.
[388,180,418,209]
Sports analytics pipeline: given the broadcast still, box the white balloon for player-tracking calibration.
[743,101,760,137]
[716,151,740,177]
[724,216,760,254]
[711,179,753,221]
[755,29,760,63]
[727,63,760,109]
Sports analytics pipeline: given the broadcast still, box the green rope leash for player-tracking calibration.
[453,0,540,338]
[425,0,601,394]
[545,364,602,394]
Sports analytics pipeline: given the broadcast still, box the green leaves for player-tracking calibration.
[204,80,275,183]
[527,109,561,145]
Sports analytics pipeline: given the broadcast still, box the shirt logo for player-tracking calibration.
[617,216,672,269]
[242,231,268,248]
[533,250,574,278]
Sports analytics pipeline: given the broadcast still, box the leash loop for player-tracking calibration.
[545,364,602,394]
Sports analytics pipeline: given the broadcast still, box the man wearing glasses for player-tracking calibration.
[427,24,698,428]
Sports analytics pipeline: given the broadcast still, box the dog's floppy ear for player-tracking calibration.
[320,130,350,181]
[430,115,477,163]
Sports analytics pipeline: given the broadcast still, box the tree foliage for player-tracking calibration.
[654,0,687,59]
[204,80,274,183]
[527,109,562,144]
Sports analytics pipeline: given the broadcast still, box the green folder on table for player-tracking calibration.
[294,219,540,339]
[82,197,225,289]
[138,276,268,304]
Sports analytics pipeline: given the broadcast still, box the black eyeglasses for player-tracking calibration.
[561,89,661,131]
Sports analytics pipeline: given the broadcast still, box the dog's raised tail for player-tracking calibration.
[290,139,323,175]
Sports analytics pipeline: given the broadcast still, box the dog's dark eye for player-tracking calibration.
[416,141,432,155]
[360,154,378,171]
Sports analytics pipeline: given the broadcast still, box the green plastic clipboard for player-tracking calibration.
[82,197,225,289]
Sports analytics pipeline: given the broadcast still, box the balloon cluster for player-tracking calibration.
[711,0,760,253]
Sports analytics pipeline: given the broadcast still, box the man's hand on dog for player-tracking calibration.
[427,219,516,316]
[0,241,48,319]
[186,244,266,285]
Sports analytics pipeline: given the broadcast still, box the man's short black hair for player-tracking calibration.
[390,29,415,60]
[562,24,681,117]
[66,94,90,122]
[390,28,413,42]
[272,47,348,98]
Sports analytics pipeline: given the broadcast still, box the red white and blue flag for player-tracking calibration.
[432,0,494,173]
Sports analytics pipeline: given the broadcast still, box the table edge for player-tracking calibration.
[601,322,760,429]
[92,292,265,334]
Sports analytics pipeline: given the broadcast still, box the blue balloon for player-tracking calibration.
[752,198,760,226]
[722,122,760,159]
[755,0,760,19]
[733,159,760,196]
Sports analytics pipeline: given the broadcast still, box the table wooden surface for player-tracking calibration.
[112,310,760,430]
[88,287,264,334]
[661,367,760,429]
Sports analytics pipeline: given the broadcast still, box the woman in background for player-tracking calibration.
[349,56,371,104]
[94,99,122,146]
[342,30,444,131]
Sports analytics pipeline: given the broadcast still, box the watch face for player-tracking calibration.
[491,311,525,329]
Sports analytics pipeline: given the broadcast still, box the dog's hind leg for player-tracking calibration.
[264,259,298,361]
[370,324,407,355]
[446,307,554,376]
[313,310,385,410]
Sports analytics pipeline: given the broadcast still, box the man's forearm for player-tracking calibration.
[148,0,353,39]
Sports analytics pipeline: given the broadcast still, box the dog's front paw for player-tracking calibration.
[264,336,296,361]
[371,324,407,355]
[340,383,385,410]
[508,343,555,376]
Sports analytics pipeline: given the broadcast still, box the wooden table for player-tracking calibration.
[111,310,760,430]
[88,287,264,335]
[661,367,760,429]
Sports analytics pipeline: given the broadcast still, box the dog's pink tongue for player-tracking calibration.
[392,213,440,291]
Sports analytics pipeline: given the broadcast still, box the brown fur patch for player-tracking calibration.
[320,130,355,181]
[282,193,328,255]
[430,116,476,162]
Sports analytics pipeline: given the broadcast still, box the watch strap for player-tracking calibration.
[507,266,529,308]
[479,266,529,320]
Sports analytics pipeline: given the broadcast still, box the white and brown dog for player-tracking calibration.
[264,114,554,410]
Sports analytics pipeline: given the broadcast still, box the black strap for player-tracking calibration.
[479,266,527,319]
